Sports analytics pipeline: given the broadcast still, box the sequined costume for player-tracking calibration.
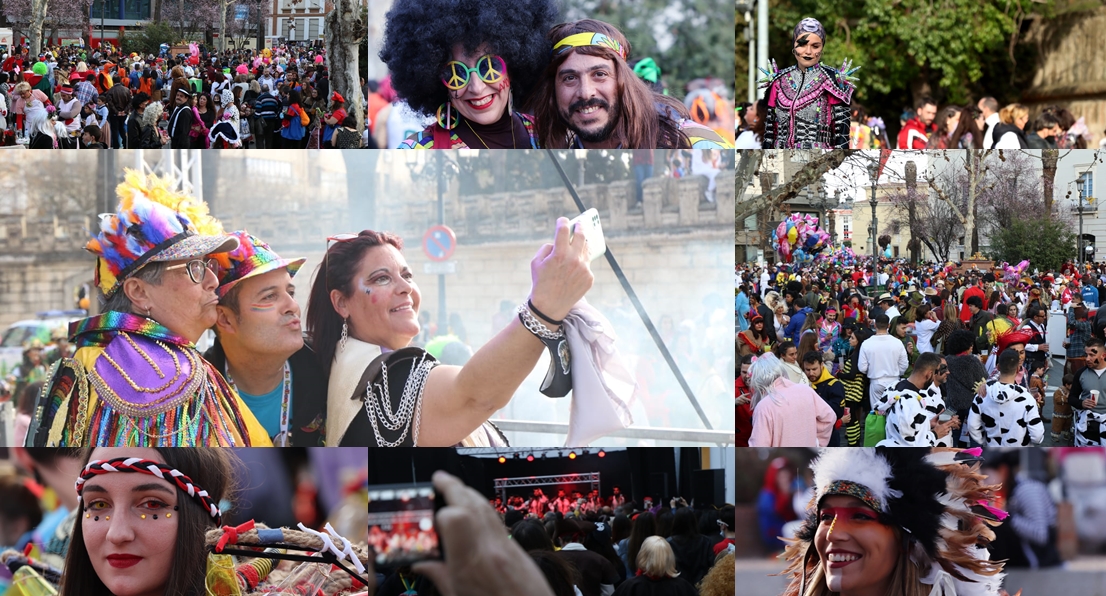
[27,312,270,447]
[761,63,855,149]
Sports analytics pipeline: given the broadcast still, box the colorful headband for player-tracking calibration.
[75,457,222,525]
[552,32,628,61]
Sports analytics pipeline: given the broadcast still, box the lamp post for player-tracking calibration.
[1078,176,1086,266]
[831,189,841,246]
[867,161,879,260]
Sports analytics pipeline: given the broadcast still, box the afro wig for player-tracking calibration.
[378,0,559,117]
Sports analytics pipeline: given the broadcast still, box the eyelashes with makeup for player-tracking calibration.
[818,512,877,523]
[366,272,416,288]
[85,499,173,512]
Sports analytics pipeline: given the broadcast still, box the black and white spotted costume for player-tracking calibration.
[967,380,1045,446]
[875,384,953,447]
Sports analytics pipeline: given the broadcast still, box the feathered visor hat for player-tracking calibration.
[87,171,238,300]
[783,448,1009,596]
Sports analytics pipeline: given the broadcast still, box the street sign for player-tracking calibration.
[424,261,457,275]
[422,225,456,262]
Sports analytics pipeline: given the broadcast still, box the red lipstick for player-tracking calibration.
[107,554,143,568]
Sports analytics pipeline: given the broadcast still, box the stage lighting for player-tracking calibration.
[598,450,606,458]
[569,451,577,460]
[527,454,535,462]
[498,456,506,464]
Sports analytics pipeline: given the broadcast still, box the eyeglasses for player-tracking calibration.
[325,233,360,292]
[440,54,507,90]
[164,258,217,284]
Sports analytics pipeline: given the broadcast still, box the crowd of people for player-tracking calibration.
[366,0,733,150]
[370,472,735,596]
[0,447,370,596]
[735,259,1106,447]
[743,15,1102,150]
[0,41,368,148]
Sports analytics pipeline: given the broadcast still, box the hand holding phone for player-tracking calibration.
[368,483,442,567]
[568,208,606,262]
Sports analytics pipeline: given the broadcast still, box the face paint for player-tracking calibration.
[796,33,811,48]
[249,302,276,312]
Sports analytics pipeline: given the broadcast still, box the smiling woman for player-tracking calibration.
[59,447,234,596]
[305,220,593,447]
[779,448,1009,596]
[379,0,558,148]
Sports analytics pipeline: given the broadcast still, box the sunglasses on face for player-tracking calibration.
[440,54,507,91]
[163,258,217,284]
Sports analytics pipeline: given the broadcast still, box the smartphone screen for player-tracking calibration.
[368,483,440,567]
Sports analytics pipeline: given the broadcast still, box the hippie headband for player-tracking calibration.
[75,457,222,525]
[552,32,628,61]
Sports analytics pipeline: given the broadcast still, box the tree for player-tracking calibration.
[160,0,222,42]
[886,172,964,262]
[765,0,1085,141]
[4,0,91,49]
[124,21,176,56]
[988,217,1075,272]
[325,0,366,135]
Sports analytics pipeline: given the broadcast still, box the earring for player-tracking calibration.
[508,89,513,117]
[145,306,152,318]
[340,318,349,350]
[436,101,457,130]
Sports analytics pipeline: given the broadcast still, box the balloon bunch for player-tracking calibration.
[770,213,832,262]
[1000,260,1030,283]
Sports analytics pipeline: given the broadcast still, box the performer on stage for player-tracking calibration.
[759,18,858,149]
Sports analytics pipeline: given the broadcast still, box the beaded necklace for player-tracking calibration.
[226,361,292,447]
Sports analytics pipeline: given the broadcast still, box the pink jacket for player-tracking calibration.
[749,377,836,447]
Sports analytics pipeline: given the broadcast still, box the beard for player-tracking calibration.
[560,97,620,143]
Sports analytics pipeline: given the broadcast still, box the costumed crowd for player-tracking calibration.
[365,0,734,150]
[0,447,371,596]
[0,41,367,149]
[372,473,735,596]
[6,169,613,448]
[737,15,1102,151]
[735,258,1106,448]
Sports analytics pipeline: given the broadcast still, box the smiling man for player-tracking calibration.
[205,232,328,446]
[531,19,732,149]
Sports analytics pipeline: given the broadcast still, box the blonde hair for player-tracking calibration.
[999,103,1028,125]
[637,536,679,578]
[697,553,735,596]
[14,81,31,95]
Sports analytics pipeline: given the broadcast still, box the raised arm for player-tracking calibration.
[417,217,594,446]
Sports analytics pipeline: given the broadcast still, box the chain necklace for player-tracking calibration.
[365,352,435,447]
[462,111,517,149]
[226,361,292,447]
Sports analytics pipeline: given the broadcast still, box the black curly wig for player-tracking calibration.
[378,0,559,117]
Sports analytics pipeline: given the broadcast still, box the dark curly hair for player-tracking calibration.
[378,0,559,117]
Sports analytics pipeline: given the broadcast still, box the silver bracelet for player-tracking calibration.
[517,303,564,341]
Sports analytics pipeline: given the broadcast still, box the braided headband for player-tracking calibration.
[552,32,628,61]
[75,457,222,525]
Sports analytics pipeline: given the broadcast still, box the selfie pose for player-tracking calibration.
[759,18,858,149]
[305,218,594,447]
[779,448,1008,596]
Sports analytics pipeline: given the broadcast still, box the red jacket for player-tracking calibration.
[897,117,933,150]
[736,377,753,447]
[960,284,987,323]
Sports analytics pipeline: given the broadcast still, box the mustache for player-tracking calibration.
[567,98,610,114]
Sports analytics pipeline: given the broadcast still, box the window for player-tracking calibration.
[246,158,293,179]
[743,214,756,230]
[281,18,293,38]
[308,17,320,39]
[123,0,149,19]
[1079,172,1095,211]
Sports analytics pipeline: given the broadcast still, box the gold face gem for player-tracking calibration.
[166,513,172,518]
[141,514,147,519]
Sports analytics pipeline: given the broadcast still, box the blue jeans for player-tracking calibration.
[633,164,653,204]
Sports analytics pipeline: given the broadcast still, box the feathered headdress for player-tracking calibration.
[782,448,1008,596]
[87,171,238,299]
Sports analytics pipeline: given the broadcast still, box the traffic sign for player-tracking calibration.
[423,225,456,262]
[424,261,457,275]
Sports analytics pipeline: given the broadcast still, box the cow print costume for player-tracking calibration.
[875,385,953,447]
[967,380,1045,446]
[1074,409,1106,446]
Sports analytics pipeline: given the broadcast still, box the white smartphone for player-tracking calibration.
[568,208,607,262]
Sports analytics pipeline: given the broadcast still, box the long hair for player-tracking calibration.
[780,527,931,596]
[951,105,983,149]
[626,512,657,575]
[305,230,404,378]
[529,19,691,149]
[60,449,236,596]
